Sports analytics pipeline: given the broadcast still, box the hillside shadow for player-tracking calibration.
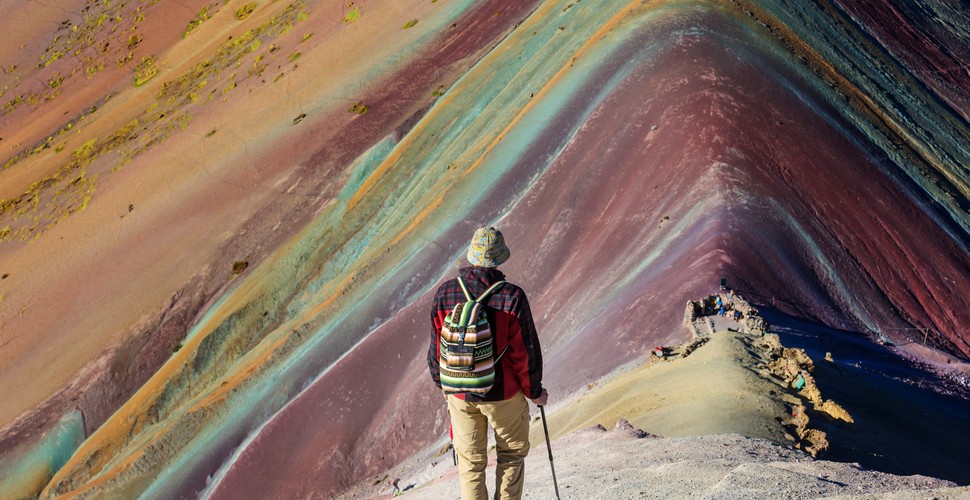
[760,309,970,485]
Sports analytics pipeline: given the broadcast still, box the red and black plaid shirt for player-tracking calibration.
[429,266,543,401]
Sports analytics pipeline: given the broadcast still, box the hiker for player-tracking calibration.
[428,226,547,500]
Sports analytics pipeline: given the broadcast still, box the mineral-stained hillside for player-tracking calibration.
[0,0,967,498]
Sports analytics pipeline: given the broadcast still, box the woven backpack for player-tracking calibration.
[439,277,508,395]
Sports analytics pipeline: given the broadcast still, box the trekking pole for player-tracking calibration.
[539,406,560,500]
[450,423,457,466]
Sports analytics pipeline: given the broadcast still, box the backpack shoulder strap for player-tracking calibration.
[456,277,474,302]
[476,280,506,304]
[456,277,506,303]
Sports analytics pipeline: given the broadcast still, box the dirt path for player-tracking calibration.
[400,429,959,499]
[343,325,967,499]
[537,330,800,446]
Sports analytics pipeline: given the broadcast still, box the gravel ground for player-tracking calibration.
[357,423,963,499]
[342,322,970,500]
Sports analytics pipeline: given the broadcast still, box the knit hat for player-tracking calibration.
[466,227,510,268]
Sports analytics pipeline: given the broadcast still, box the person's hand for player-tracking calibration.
[530,389,548,406]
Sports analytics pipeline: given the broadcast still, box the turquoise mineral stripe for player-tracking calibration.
[0,410,84,499]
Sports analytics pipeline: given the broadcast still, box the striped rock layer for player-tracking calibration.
[0,0,966,498]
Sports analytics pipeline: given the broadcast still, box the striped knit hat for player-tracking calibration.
[466,227,510,268]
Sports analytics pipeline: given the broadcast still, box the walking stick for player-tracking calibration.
[450,422,457,466]
[445,399,457,466]
[539,406,560,500]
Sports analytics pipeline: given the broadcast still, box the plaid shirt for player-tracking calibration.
[428,266,543,401]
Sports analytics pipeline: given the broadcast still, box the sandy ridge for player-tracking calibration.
[342,295,966,499]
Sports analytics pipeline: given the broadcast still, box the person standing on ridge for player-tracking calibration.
[428,226,547,500]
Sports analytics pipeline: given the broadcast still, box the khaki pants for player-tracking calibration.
[447,392,531,500]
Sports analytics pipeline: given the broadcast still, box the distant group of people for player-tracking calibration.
[711,292,745,322]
